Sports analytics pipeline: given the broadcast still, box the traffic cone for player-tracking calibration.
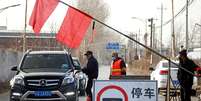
[86,96,91,101]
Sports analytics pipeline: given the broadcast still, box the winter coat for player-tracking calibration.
[82,56,99,79]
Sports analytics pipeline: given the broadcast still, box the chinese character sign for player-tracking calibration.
[94,80,157,101]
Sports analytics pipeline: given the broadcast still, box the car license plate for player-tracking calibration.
[34,91,52,97]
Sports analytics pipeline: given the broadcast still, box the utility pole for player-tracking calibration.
[148,18,153,49]
[148,18,154,65]
[23,0,28,53]
[186,0,189,50]
[135,33,138,59]
[153,24,156,49]
[157,3,166,54]
[171,0,176,57]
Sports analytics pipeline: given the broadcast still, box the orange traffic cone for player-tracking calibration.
[86,96,91,101]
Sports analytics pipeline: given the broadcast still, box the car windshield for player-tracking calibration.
[73,59,81,70]
[162,62,178,68]
[21,54,71,72]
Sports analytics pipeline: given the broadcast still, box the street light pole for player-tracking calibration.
[131,17,147,34]
[0,4,21,29]
[131,17,148,58]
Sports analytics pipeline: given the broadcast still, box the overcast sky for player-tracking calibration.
[0,0,201,46]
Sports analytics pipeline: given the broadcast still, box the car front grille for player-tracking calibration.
[27,79,60,87]
[25,76,62,90]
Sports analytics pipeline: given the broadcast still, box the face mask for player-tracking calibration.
[112,56,116,61]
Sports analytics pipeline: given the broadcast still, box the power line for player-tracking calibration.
[156,0,195,28]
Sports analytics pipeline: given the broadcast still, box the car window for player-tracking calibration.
[73,59,81,69]
[162,62,178,68]
[21,54,70,70]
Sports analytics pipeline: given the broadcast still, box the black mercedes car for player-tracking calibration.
[72,57,87,96]
[10,50,79,101]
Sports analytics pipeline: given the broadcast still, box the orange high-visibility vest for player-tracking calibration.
[111,59,122,76]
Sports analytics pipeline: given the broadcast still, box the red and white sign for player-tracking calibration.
[93,80,157,101]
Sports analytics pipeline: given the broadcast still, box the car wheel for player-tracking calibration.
[79,89,85,96]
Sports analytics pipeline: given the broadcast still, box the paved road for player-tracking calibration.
[0,65,199,101]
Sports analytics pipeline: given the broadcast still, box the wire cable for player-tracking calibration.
[156,0,195,28]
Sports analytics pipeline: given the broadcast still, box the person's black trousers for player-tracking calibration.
[180,84,192,101]
[86,78,93,100]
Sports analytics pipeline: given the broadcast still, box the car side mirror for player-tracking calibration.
[11,66,18,71]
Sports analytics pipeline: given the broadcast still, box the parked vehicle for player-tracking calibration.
[150,60,197,93]
[150,60,180,92]
[10,50,79,101]
[72,57,87,96]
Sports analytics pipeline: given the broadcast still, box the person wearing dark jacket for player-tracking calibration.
[82,51,98,101]
[177,49,198,101]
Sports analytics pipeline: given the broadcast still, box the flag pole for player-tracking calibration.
[59,1,195,76]
[23,0,28,53]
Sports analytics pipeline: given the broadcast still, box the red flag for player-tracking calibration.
[89,21,97,43]
[29,0,59,35]
[56,7,92,48]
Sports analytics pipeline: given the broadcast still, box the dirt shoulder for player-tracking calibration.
[0,81,10,94]
[127,59,151,75]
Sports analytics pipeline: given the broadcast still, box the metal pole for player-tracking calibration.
[160,3,163,54]
[135,33,137,57]
[153,24,156,49]
[186,0,189,49]
[172,0,176,57]
[148,18,153,65]
[150,18,153,49]
[23,0,27,53]
[166,60,171,101]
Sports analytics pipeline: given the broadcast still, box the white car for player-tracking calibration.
[150,60,180,92]
[150,60,197,92]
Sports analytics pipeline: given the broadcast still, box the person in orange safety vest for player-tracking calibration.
[111,52,126,76]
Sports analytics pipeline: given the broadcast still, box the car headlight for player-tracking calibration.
[78,74,84,79]
[14,76,24,85]
[78,72,85,79]
[62,76,75,85]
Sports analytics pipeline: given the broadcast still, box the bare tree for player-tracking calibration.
[75,0,117,64]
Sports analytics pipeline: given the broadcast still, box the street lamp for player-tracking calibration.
[0,4,21,51]
[131,17,149,60]
[0,4,21,28]
[131,17,147,33]
[131,17,148,50]
[0,4,21,13]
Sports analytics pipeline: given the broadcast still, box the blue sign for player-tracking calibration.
[106,42,120,50]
